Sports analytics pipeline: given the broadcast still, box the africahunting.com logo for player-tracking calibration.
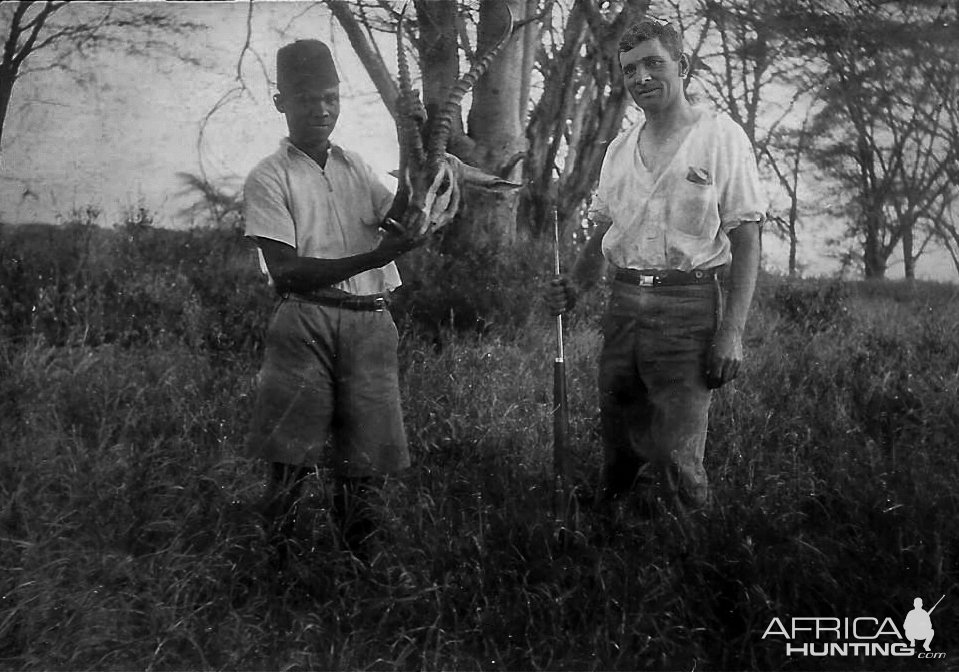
[762,595,945,659]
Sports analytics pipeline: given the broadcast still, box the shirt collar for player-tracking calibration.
[280,137,345,162]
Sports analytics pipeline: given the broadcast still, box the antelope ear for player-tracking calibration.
[459,162,524,192]
[428,175,461,234]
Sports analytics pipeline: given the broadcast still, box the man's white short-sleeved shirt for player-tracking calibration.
[244,138,399,296]
[590,109,766,272]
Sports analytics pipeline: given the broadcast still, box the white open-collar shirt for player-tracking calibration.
[590,108,766,272]
[244,138,399,296]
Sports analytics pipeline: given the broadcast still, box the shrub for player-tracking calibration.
[0,220,271,350]
[772,277,850,332]
[393,238,554,338]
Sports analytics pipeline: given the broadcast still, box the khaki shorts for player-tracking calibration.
[246,297,410,477]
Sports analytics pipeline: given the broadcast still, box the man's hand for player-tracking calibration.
[705,325,743,389]
[546,275,578,315]
[377,210,428,259]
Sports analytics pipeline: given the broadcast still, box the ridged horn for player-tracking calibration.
[426,4,515,161]
[396,5,426,168]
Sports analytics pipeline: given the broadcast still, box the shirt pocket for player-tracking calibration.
[664,167,717,237]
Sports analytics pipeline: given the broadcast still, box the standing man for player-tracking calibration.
[548,18,764,513]
[244,39,423,560]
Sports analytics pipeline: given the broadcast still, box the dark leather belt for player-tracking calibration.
[286,292,390,312]
[614,267,723,287]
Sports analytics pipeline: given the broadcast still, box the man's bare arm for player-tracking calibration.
[547,218,611,315]
[257,228,421,295]
[720,221,761,335]
[706,221,761,387]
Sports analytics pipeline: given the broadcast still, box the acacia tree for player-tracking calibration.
[524,0,650,239]
[324,0,651,247]
[928,198,959,276]
[0,1,203,154]
[791,0,958,278]
[689,0,828,276]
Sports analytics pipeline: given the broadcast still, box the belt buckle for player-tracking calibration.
[372,296,387,311]
[638,274,656,287]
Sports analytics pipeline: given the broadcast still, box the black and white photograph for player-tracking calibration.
[1,0,957,669]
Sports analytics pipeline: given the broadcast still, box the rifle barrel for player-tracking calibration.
[552,209,570,481]
[553,213,564,361]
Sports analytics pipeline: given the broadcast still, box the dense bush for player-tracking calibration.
[0,221,273,350]
[772,277,850,332]
[392,238,553,338]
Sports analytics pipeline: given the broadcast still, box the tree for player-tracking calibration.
[0,1,203,155]
[525,0,650,239]
[792,0,958,278]
[691,0,826,277]
[928,197,959,277]
[324,0,651,248]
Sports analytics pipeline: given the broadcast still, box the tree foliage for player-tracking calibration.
[692,0,822,276]
[684,0,958,278]
[785,0,958,278]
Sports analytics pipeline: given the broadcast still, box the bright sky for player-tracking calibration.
[0,1,954,281]
[1,2,397,227]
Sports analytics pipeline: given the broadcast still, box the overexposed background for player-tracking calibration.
[1,1,954,281]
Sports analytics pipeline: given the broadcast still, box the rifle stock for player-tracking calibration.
[553,357,570,480]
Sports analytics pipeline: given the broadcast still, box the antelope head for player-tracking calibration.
[393,5,523,236]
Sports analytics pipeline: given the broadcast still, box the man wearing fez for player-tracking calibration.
[548,18,764,516]
[244,40,422,560]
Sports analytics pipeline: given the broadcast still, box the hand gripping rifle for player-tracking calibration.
[552,210,572,508]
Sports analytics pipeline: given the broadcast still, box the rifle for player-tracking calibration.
[928,595,945,615]
[552,209,571,492]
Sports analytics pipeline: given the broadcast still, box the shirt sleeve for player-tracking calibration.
[717,119,766,231]
[243,162,296,248]
[371,172,394,222]
[588,139,618,224]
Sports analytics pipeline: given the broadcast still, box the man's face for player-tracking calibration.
[274,84,340,147]
[619,39,685,113]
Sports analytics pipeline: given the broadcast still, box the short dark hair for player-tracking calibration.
[619,18,683,61]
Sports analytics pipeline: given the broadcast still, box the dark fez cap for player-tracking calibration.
[276,40,340,92]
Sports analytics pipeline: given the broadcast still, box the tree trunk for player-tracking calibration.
[519,0,539,128]
[415,0,468,156]
[448,0,528,250]
[902,221,915,279]
[0,62,17,153]
[788,197,799,277]
[862,213,887,279]
[326,1,400,118]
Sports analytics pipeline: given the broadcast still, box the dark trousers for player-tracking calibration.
[598,280,720,507]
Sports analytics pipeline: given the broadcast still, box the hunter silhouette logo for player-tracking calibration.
[761,594,947,659]
[904,595,943,652]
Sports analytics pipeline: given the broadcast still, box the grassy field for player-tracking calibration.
[1,220,957,670]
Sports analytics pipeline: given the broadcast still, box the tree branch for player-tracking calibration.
[325,0,399,118]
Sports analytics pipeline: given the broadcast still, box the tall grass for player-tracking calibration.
[1,221,957,670]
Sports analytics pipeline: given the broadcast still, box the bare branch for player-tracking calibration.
[325,0,400,118]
